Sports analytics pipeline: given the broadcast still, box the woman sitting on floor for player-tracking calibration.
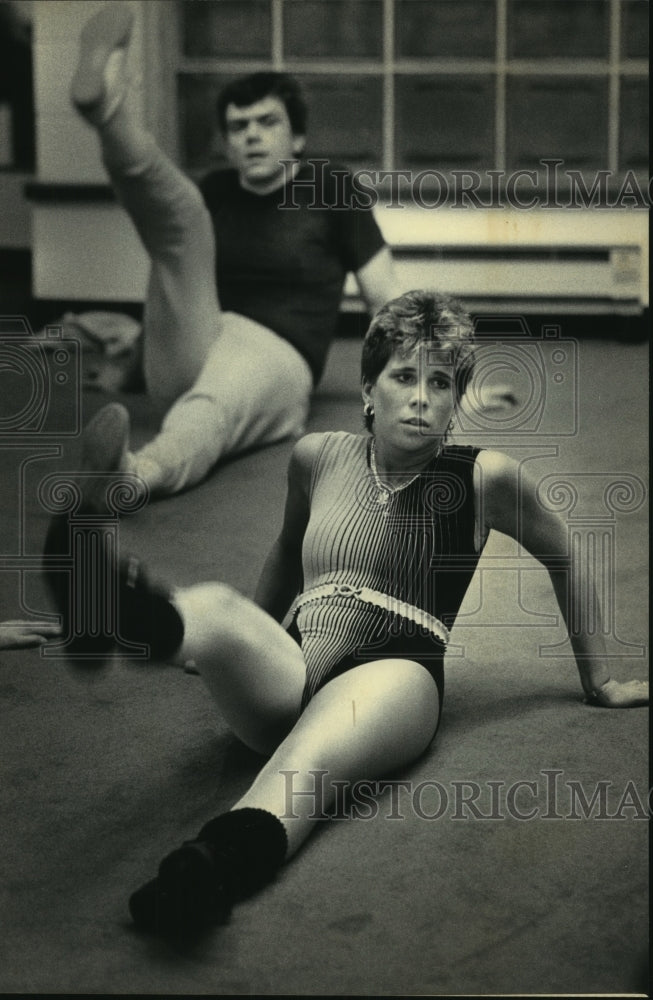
[43,290,648,938]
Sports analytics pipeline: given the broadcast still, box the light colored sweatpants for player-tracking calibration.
[101,123,312,496]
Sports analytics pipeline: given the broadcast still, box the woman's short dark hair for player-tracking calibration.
[216,72,307,137]
[361,290,476,432]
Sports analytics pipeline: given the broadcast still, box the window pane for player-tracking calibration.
[295,75,383,167]
[396,0,496,58]
[395,75,495,170]
[506,76,608,170]
[621,0,649,58]
[181,1,271,59]
[284,0,383,59]
[508,0,609,58]
[177,74,232,172]
[620,78,648,171]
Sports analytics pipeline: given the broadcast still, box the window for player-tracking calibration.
[171,0,647,195]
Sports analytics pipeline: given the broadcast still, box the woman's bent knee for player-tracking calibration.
[172,581,240,652]
[175,580,239,614]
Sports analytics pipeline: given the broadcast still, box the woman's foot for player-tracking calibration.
[129,809,288,938]
[129,852,232,939]
[71,2,135,125]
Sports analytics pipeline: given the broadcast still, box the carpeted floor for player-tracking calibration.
[0,331,648,996]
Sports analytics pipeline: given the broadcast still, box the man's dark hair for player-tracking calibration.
[216,72,307,136]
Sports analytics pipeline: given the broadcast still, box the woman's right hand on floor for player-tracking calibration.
[0,620,62,650]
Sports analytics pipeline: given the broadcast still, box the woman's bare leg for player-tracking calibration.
[128,657,439,936]
[42,504,305,750]
[172,582,307,755]
[233,658,440,856]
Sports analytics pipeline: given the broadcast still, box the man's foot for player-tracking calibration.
[71,2,134,125]
[80,402,133,514]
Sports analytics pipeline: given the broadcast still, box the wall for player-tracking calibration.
[29,0,149,299]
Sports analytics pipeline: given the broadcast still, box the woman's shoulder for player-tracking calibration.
[442,444,484,461]
[441,446,516,474]
[289,433,365,500]
[440,444,487,473]
[473,449,549,540]
[473,449,525,512]
[294,430,364,456]
[290,431,365,472]
[474,448,520,479]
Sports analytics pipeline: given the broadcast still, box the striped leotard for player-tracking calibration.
[291,432,485,706]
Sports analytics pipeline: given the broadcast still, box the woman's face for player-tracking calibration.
[363,342,457,457]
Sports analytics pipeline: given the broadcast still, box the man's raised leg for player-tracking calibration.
[70,3,312,502]
[72,2,220,400]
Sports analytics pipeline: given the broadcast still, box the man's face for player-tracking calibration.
[224,96,305,194]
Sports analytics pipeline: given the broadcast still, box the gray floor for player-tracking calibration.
[0,335,648,995]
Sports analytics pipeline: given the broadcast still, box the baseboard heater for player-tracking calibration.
[344,243,644,315]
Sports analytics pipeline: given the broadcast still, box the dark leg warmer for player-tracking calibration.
[129,808,288,937]
[116,553,185,661]
[42,512,184,664]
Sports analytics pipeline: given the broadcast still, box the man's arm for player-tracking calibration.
[254,434,320,622]
[354,246,399,318]
[477,450,648,708]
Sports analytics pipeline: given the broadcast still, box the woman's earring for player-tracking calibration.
[446,417,455,437]
[364,402,374,418]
